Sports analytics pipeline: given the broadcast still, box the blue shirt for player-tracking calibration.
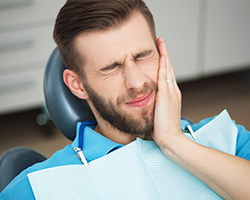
[1,117,250,199]
[72,122,124,162]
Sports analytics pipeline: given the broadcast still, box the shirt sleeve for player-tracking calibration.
[235,124,250,160]
[0,171,35,200]
[0,144,78,199]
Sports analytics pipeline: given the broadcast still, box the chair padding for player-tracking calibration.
[44,48,95,141]
[0,147,46,193]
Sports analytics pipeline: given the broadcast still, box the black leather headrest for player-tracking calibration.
[44,48,95,141]
[0,147,46,193]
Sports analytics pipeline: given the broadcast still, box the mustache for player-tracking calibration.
[116,81,158,106]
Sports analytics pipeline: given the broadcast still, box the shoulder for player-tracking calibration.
[0,144,80,199]
[31,144,80,170]
[235,124,250,160]
[189,112,250,160]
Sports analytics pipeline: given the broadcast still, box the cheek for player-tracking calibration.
[93,78,125,103]
[140,60,159,82]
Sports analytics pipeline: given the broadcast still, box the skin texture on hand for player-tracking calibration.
[152,37,182,149]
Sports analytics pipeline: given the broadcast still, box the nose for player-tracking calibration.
[124,61,147,90]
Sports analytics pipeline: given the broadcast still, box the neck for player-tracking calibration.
[94,118,152,145]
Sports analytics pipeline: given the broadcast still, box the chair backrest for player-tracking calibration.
[0,48,95,193]
[0,147,46,193]
[44,48,95,141]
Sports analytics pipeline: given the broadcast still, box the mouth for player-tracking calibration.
[126,91,153,108]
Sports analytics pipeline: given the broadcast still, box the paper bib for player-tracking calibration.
[28,110,237,199]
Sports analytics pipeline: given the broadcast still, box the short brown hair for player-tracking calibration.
[53,0,156,77]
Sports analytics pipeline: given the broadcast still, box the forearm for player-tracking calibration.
[159,133,250,200]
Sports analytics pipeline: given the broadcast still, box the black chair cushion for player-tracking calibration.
[0,147,46,192]
[44,48,95,141]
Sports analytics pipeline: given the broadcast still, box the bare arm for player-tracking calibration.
[152,37,250,200]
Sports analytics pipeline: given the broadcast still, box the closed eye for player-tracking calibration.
[100,62,122,72]
[134,50,153,61]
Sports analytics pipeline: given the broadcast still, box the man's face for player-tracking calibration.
[75,12,159,136]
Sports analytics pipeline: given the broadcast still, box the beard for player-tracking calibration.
[83,81,157,136]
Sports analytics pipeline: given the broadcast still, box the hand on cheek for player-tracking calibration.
[152,37,182,149]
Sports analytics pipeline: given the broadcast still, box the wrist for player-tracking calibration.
[158,132,195,163]
[154,129,185,156]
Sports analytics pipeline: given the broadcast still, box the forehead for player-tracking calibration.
[74,12,156,71]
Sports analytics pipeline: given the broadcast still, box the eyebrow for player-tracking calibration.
[100,49,154,72]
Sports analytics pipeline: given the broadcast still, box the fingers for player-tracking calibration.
[157,37,177,88]
[153,38,182,147]
[157,37,168,57]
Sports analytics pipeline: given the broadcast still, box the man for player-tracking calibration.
[1,0,250,199]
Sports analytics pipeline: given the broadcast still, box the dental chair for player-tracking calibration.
[0,48,95,192]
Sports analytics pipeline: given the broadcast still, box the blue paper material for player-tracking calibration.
[28,110,237,199]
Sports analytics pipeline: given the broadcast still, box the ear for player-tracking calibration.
[63,69,89,99]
